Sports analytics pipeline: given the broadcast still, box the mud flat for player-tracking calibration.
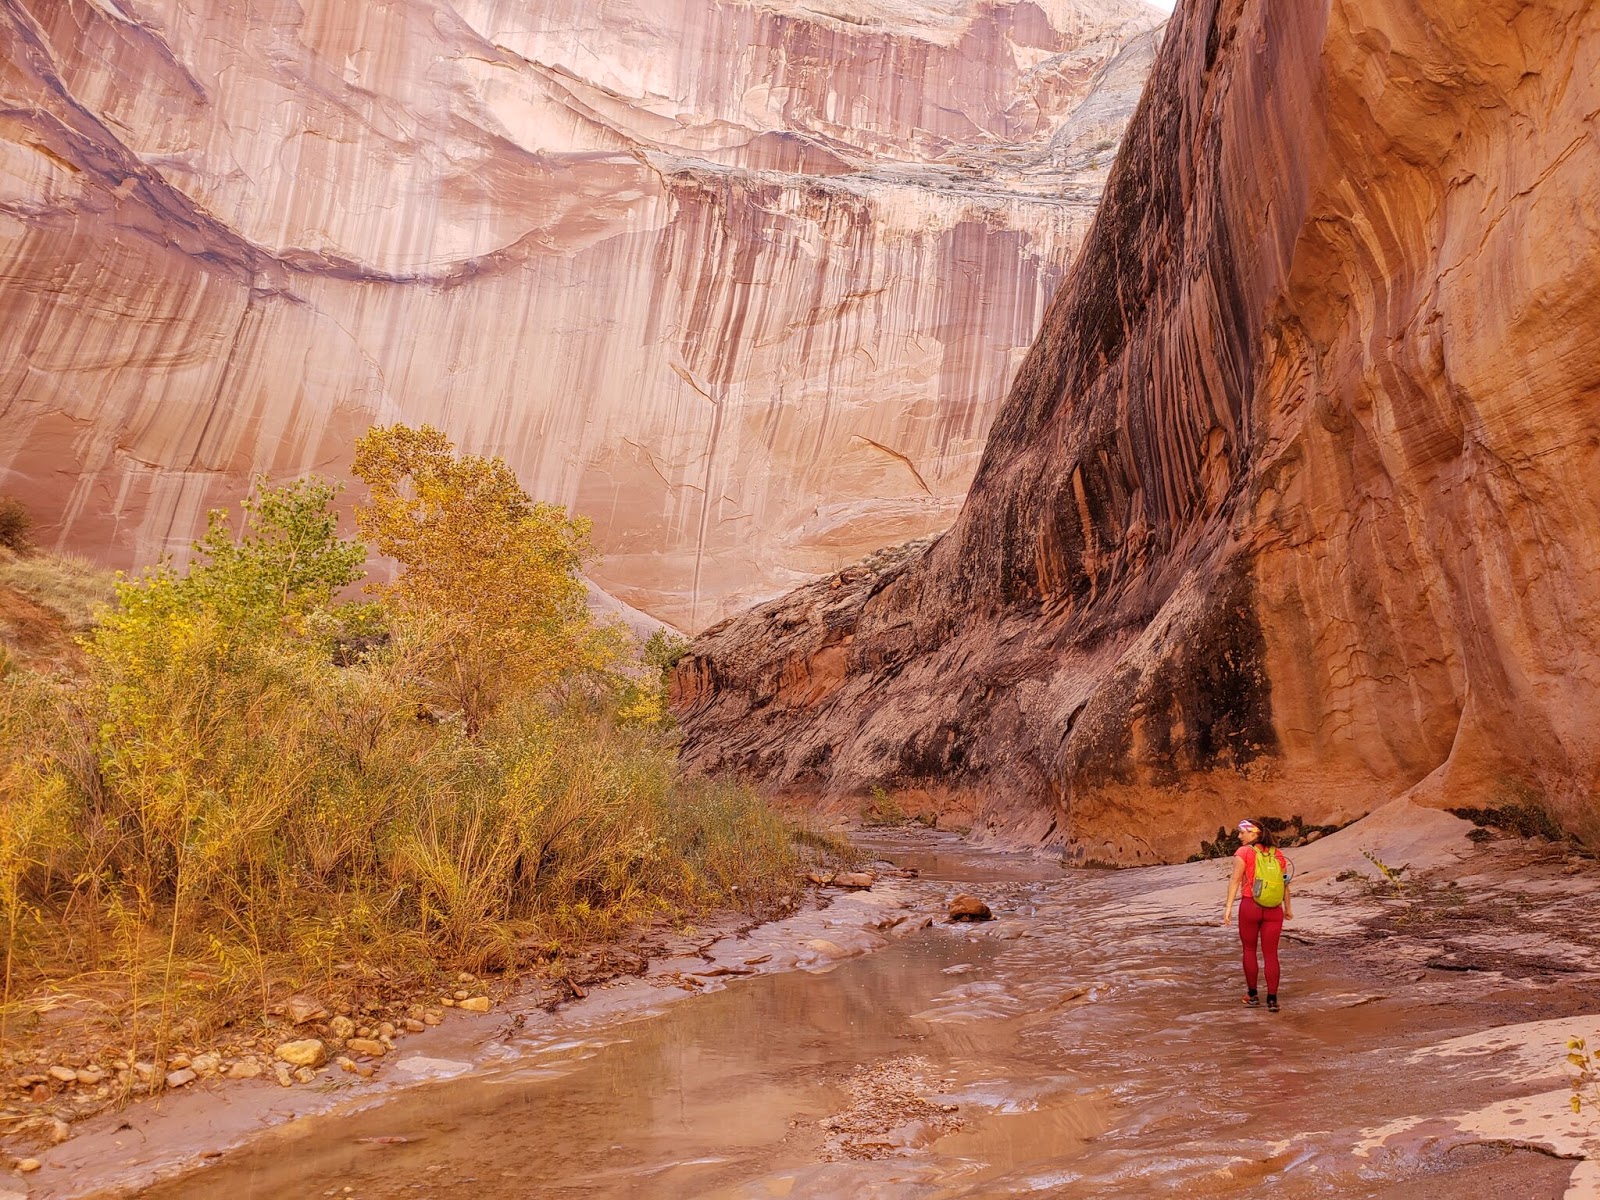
[19,801,1600,1199]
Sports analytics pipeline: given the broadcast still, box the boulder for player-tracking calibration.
[947,894,993,922]
[274,1040,328,1069]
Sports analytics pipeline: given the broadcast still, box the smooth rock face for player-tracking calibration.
[674,0,1600,860]
[0,0,1161,630]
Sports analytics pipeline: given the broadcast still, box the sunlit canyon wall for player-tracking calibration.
[0,0,1163,629]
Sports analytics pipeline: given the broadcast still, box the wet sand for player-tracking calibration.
[29,801,1600,1199]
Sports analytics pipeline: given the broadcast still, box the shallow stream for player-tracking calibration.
[131,836,1575,1199]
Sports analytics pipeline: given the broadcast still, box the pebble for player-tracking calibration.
[293,1066,316,1085]
[457,996,491,1013]
[45,1117,70,1144]
[226,1060,263,1081]
[47,1066,77,1084]
[273,1064,294,1088]
[834,871,876,889]
[75,1068,103,1086]
[345,1038,386,1058]
[165,1068,198,1089]
[453,990,470,1001]
[15,1159,39,1173]
[168,1054,192,1070]
[328,1016,356,1040]
[403,1019,426,1034]
[422,1010,443,1026]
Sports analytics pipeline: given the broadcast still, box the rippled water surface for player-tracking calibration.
[139,837,1575,1199]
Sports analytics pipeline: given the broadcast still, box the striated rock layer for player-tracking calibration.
[674,0,1600,861]
[0,0,1162,630]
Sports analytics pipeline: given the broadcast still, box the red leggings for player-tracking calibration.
[1238,898,1283,994]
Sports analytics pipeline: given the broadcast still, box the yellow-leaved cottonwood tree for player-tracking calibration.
[351,425,618,736]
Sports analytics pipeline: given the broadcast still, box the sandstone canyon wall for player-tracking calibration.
[0,0,1163,630]
[673,0,1600,861]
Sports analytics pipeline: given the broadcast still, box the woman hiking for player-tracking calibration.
[1220,819,1293,1011]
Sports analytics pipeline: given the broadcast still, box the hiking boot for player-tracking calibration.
[1266,995,1280,1013]
[1243,993,1260,1008]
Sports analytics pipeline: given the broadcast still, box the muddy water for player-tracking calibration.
[137,838,1574,1199]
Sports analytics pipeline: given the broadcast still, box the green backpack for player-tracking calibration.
[1251,847,1288,908]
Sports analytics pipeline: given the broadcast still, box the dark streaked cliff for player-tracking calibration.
[673,0,1600,861]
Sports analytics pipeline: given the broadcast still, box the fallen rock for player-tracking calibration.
[74,1068,103,1087]
[947,894,993,922]
[226,1060,263,1081]
[345,1038,386,1058]
[45,1117,69,1145]
[47,1066,77,1084]
[281,993,329,1025]
[164,1068,197,1089]
[457,996,491,1013]
[328,1015,356,1041]
[274,1039,328,1069]
[190,1052,221,1077]
[273,1064,294,1088]
[834,871,876,889]
[15,1159,40,1173]
[807,870,835,886]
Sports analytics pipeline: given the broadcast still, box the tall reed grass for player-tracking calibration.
[0,481,815,1065]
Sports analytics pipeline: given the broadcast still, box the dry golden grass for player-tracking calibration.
[0,542,825,1079]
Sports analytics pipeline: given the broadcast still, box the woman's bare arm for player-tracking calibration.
[1221,857,1245,925]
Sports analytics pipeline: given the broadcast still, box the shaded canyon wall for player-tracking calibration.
[673,0,1600,861]
[0,0,1163,629]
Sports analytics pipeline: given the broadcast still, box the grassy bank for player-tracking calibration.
[0,431,828,1122]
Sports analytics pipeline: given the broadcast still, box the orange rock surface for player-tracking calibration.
[674,0,1600,860]
[0,0,1161,630]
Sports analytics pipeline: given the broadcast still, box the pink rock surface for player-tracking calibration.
[0,0,1161,630]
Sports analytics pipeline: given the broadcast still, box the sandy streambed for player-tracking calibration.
[22,801,1600,1199]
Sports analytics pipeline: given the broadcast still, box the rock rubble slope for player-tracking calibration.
[0,0,1162,629]
[673,0,1600,861]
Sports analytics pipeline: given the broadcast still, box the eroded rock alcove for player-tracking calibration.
[673,0,1600,862]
